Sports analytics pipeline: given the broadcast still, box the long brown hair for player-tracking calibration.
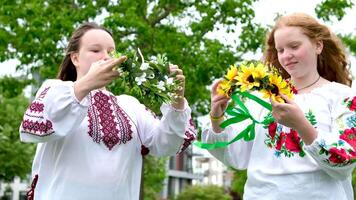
[57,22,113,81]
[263,13,352,86]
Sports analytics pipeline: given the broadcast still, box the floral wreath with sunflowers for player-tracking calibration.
[195,62,295,150]
[109,49,181,108]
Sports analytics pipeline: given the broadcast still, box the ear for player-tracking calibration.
[315,40,323,55]
[70,52,79,67]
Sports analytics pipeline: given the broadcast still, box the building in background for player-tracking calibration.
[161,146,203,199]
[0,177,29,200]
[192,147,233,188]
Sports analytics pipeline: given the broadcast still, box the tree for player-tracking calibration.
[0,76,35,182]
[0,0,262,196]
[175,185,232,200]
[230,169,247,199]
[315,0,356,55]
[142,156,167,200]
[1,0,356,197]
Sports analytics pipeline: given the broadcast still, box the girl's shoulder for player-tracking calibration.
[115,94,140,105]
[310,81,353,98]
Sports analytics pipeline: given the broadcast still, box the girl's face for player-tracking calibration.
[274,26,322,79]
[71,29,115,79]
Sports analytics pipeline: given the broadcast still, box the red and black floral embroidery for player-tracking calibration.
[20,88,55,137]
[177,118,197,154]
[265,122,305,157]
[264,110,318,158]
[344,96,356,111]
[87,91,132,150]
[29,102,44,113]
[340,127,356,149]
[21,119,54,136]
[26,174,38,200]
[318,128,356,165]
[317,99,356,166]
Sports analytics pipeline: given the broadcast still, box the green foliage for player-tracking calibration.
[142,156,167,200]
[0,0,265,115]
[353,169,356,196]
[305,110,317,126]
[1,0,356,196]
[0,76,32,98]
[0,77,35,182]
[315,0,354,21]
[175,185,232,200]
[230,169,247,198]
[341,34,356,56]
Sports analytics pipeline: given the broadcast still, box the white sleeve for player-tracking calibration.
[202,124,254,170]
[19,79,89,143]
[201,96,265,169]
[305,86,356,180]
[124,96,194,157]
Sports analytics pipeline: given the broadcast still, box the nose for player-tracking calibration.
[102,51,111,60]
[281,50,293,61]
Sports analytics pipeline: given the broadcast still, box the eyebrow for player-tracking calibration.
[87,44,115,49]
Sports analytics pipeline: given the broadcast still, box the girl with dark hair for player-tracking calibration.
[203,13,356,199]
[19,22,196,200]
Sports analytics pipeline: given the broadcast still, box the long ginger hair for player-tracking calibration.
[264,13,352,86]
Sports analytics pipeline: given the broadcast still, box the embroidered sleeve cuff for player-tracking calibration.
[304,131,321,151]
[201,127,229,143]
[168,98,189,112]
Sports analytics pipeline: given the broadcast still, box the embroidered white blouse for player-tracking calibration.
[203,82,356,200]
[19,79,196,200]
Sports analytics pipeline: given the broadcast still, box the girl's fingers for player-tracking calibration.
[212,94,230,103]
[107,56,127,70]
[169,64,183,75]
[211,79,223,95]
[279,93,293,104]
[171,68,183,75]
[175,74,185,81]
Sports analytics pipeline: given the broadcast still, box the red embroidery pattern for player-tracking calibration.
[26,174,38,200]
[322,127,356,165]
[340,127,356,149]
[29,102,44,113]
[88,102,101,143]
[21,100,54,136]
[87,91,132,150]
[344,96,356,111]
[111,95,133,145]
[178,118,197,154]
[21,119,54,136]
[265,122,305,157]
[38,87,50,99]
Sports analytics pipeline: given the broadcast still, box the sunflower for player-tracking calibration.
[261,74,293,103]
[235,63,267,92]
[225,65,238,81]
[217,79,235,97]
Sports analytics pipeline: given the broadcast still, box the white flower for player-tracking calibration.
[135,73,147,85]
[140,62,150,70]
[156,81,166,91]
[166,77,174,85]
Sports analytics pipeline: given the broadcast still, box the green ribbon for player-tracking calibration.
[194,91,272,150]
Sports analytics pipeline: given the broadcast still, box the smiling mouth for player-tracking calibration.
[285,62,297,68]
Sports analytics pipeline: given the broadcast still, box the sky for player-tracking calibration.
[1,0,356,78]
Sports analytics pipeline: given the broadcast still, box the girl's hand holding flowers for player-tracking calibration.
[74,56,127,101]
[109,49,182,108]
[169,64,185,110]
[271,93,317,145]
